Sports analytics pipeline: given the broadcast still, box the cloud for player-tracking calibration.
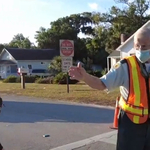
[127,0,134,3]
[88,3,98,10]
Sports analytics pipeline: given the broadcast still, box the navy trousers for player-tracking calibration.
[0,143,3,150]
[116,110,150,150]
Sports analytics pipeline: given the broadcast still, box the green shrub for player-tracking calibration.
[53,72,79,84]
[53,72,66,84]
[35,77,54,84]
[86,70,105,77]
[16,77,21,83]
[101,69,107,76]
[16,75,39,83]
[86,70,94,75]
[93,70,102,77]
[24,76,39,83]
[69,79,79,84]
[3,76,18,83]
[3,75,40,83]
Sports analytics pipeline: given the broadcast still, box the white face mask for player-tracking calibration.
[135,49,150,63]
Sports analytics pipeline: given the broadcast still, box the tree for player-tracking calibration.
[0,44,5,53]
[34,1,150,70]
[34,27,51,49]
[35,12,95,54]
[9,33,32,48]
[0,43,10,53]
[96,0,150,52]
[49,56,62,75]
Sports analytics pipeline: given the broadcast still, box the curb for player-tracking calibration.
[50,130,117,150]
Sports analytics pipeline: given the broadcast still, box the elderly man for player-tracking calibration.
[69,28,150,150]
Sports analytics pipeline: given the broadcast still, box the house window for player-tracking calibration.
[7,66,10,73]
[11,65,17,73]
[28,65,32,69]
[0,66,3,73]
[32,69,48,73]
[116,58,120,62]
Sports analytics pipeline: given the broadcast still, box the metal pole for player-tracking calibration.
[21,74,25,89]
[66,72,69,93]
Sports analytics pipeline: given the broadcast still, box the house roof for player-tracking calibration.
[4,48,59,60]
[0,60,16,64]
[108,50,120,58]
[116,20,150,51]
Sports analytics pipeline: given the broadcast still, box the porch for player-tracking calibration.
[107,51,121,71]
[0,60,18,79]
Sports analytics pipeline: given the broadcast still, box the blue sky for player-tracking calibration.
[0,0,124,45]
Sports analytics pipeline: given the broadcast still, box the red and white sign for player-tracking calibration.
[60,40,74,57]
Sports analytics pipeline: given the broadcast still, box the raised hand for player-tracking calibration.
[68,62,87,81]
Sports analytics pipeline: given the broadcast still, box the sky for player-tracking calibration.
[0,0,125,45]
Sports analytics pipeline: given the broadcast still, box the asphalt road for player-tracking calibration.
[0,94,115,150]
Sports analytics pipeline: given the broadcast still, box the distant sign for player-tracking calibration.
[18,68,29,74]
[60,40,74,57]
[61,57,73,73]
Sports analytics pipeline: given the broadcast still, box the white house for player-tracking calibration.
[107,50,121,71]
[107,20,150,71]
[0,48,59,79]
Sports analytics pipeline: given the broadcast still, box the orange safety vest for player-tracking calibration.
[119,55,149,124]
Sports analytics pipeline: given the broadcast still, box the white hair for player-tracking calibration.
[134,28,150,42]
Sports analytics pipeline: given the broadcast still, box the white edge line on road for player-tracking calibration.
[50,130,117,150]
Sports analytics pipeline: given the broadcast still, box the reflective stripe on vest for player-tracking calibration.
[119,56,149,124]
[119,97,148,116]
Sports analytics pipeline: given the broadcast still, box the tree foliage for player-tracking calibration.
[1,0,150,70]
[49,56,62,75]
[9,33,32,48]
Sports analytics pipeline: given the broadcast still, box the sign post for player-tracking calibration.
[21,73,25,89]
[61,57,73,73]
[60,40,74,93]
[18,67,29,89]
[61,57,73,93]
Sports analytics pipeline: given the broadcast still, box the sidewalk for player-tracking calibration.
[51,130,117,150]
[75,141,116,150]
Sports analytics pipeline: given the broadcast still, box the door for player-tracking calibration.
[1,66,6,79]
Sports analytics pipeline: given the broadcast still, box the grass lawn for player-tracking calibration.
[0,82,120,106]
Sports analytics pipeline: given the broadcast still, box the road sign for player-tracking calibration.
[61,57,73,73]
[18,68,29,74]
[60,40,74,57]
